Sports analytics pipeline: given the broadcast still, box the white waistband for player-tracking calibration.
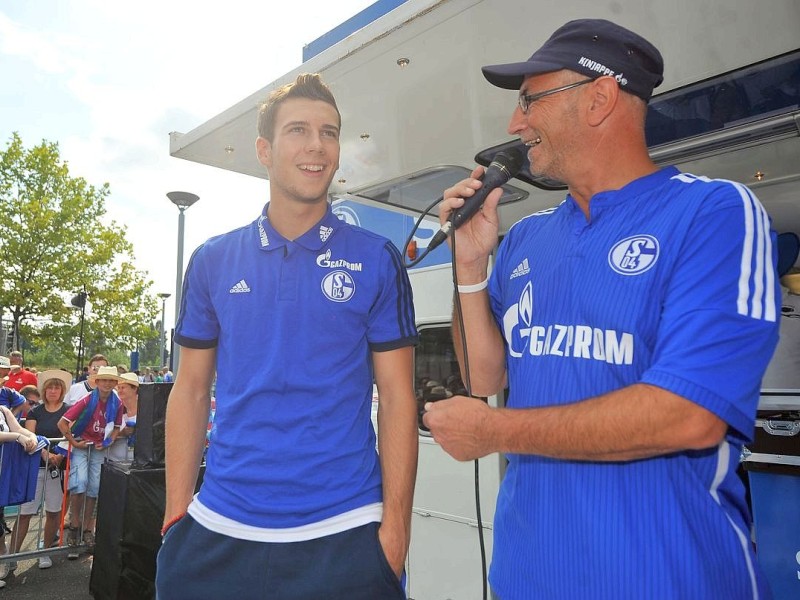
[187,497,383,543]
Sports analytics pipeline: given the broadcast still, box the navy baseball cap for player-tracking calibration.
[482,19,664,101]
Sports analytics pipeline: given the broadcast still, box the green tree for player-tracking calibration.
[0,133,159,369]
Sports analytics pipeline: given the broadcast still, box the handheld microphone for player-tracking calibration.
[428,149,525,252]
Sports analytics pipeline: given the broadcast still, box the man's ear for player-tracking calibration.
[256,136,272,169]
[585,77,619,127]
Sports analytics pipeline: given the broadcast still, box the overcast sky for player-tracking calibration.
[0,0,375,331]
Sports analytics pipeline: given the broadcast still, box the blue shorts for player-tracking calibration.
[67,446,105,497]
[156,516,405,600]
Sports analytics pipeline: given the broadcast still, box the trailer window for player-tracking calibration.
[645,50,800,147]
[415,325,466,433]
[352,165,528,215]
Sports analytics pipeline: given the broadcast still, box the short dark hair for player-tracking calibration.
[257,73,340,141]
[20,384,39,399]
[88,354,108,367]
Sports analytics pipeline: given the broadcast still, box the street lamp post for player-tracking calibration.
[70,288,88,379]
[167,191,199,374]
[158,293,171,368]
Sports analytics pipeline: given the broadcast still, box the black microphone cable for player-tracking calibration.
[403,195,445,269]
[401,150,523,597]
[450,229,490,600]
[400,202,490,600]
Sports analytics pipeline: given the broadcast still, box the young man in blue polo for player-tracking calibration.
[156,74,418,599]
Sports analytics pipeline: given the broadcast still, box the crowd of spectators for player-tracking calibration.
[0,352,169,587]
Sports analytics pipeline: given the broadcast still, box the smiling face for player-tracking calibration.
[507,71,587,184]
[256,97,340,207]
[116,382,138,405]
[95,377,117,399]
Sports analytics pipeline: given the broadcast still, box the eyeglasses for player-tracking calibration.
[518,78,595,114]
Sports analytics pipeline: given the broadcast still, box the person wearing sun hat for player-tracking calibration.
[424,18,778,599]
[0,355,11,379]
[64,353,110,407]
[107,372,139,462]
[58,365,123,554]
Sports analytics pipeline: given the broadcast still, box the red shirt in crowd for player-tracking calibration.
[5,367,37,391]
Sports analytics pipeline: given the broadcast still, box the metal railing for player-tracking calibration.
[0,437,107,565]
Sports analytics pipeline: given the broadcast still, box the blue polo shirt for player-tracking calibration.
[176,203,417,528]
[488,168,779,599]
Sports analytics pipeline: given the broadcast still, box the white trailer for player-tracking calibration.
[170,1,800,597]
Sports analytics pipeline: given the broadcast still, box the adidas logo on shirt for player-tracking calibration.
[510,258,530,280]
[319,226,334,242]
[229,279,251,293]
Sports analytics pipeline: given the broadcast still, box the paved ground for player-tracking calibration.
[1,548,93,599]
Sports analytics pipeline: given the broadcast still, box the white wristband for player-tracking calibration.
[457,276,489,294]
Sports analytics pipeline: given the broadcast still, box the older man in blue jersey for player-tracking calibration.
[424,19,779,599]
[157,74,418,599]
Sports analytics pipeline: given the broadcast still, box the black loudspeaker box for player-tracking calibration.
[134,382,172,468]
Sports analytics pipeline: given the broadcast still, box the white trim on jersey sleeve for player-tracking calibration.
[731,180,775,322]
[672,172,776,322]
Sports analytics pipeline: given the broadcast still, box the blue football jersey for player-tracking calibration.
[488,168,778,599]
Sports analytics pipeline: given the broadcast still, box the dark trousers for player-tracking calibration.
[156,515,405,600]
